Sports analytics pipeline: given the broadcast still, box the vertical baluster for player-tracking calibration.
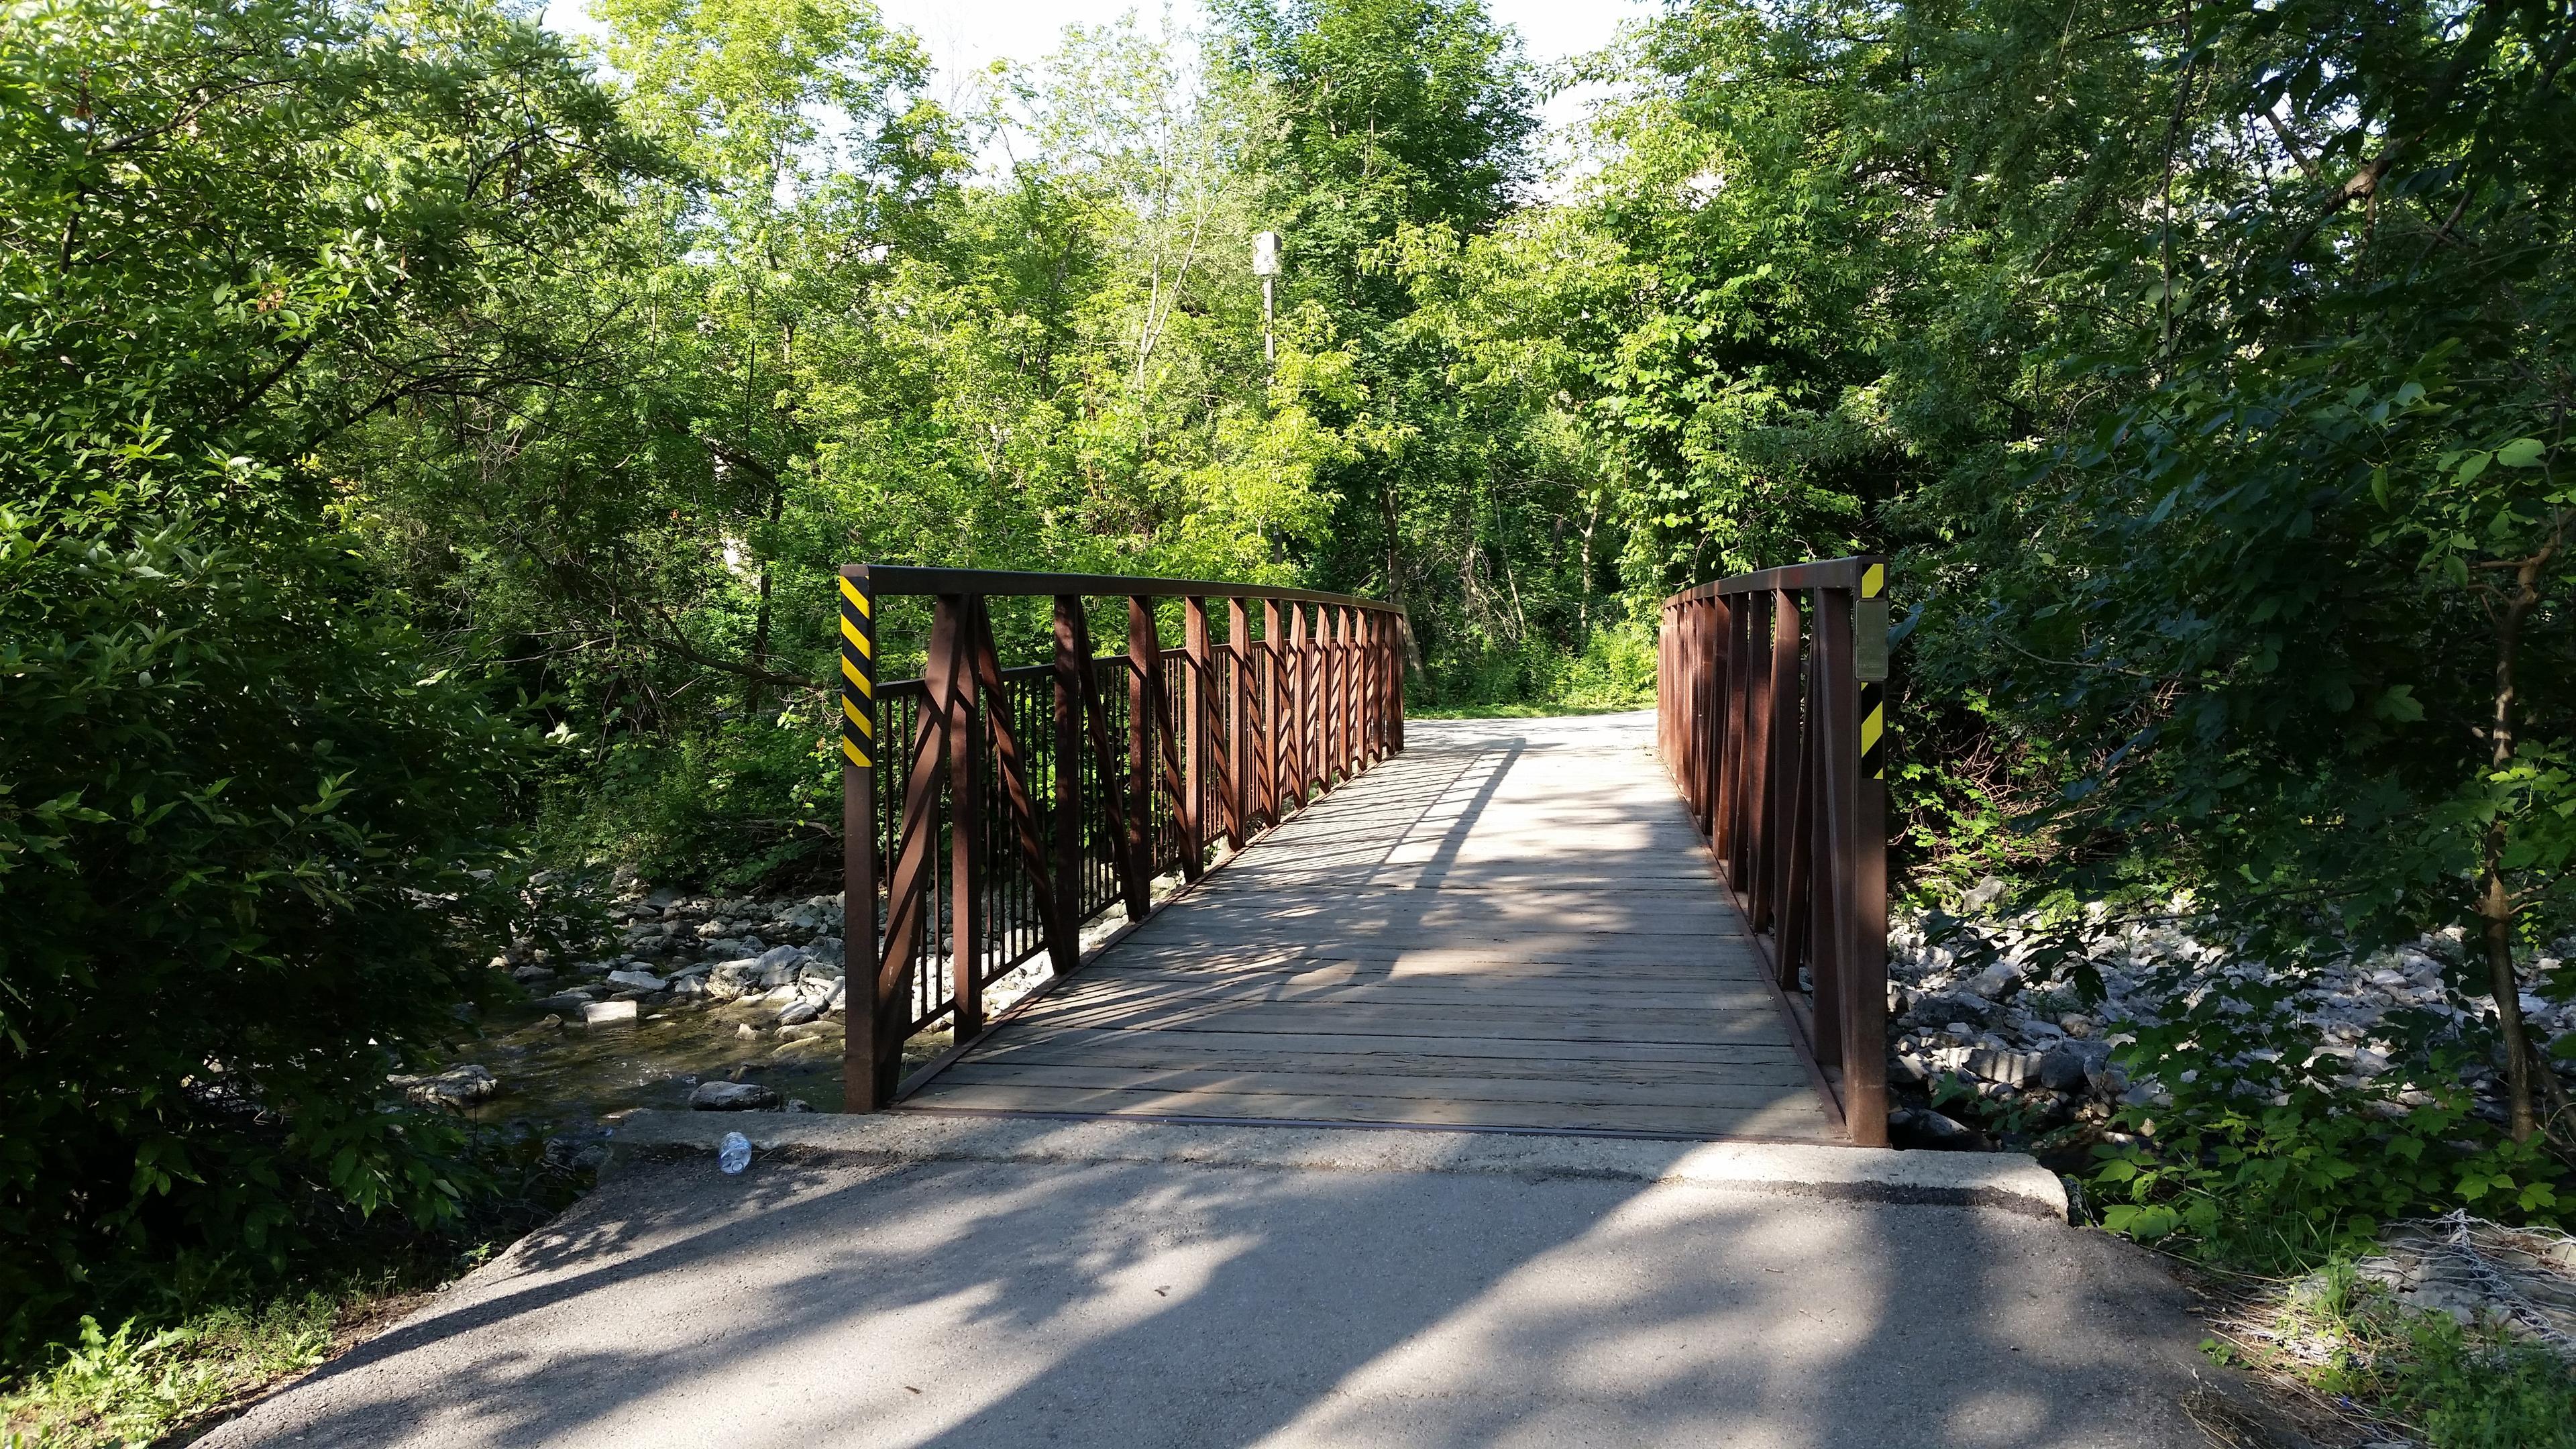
[1050,596,1084,970]
[1389,609,1405,754]
[1707,598,1732,849]
[1320,603,1334,788]
[1126,596,1156,912]
[1339,600,1360,773]
[1760,589,1804,941]
[1368,610,1385,763]
[1289,603,1311,807]
[1738,592,1774,906]
[1184,596,1211,867]
[1227,597,1250,849]
[1261,599,1283,828]
[927,595,982,1042]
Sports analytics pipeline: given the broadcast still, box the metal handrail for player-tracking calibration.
[836,565,1409,1110]
[1658,555,1890,1146]
[856,564,1403,612]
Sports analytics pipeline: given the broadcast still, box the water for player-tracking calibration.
[451,994,955,1135]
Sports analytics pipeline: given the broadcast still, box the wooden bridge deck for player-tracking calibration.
[902,714,1837,1141]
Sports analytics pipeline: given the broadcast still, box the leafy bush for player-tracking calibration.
[0,516,541,1352]
[1554,621,1656,710]
[538,719,843,892]
[2065,924,2570,1269]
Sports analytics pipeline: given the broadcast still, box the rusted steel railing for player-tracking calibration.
[837,567,1408,1110]
[1658,556,1891,1146]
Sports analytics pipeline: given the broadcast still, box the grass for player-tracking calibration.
[2,1133,586,1448]
[2202,1260,2576,1449]
[0,1284,429,1448]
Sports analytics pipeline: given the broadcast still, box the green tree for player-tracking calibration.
[0,0,648,1344]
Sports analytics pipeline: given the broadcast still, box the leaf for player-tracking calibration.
[2373,686,2424,723]
[2496,437,2546,468]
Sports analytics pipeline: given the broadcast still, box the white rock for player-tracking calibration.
[584,1000,638,1025]
[605,968,666,992]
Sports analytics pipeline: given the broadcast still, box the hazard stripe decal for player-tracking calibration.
[839,574,875,768]
[1859,680,1885,781]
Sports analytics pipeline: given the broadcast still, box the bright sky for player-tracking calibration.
[538,0,1650,141]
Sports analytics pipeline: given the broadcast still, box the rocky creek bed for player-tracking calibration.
[1878,881,2576,1164]
[400,871,1179,1169]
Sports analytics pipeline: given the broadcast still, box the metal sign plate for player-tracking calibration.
[1854,598,1890,682]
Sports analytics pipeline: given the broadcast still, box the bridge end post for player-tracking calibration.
[839,566,883,1112]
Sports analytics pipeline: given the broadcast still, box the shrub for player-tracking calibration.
[0,517,535,1352]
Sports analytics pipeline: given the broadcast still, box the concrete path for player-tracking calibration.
[910,712,1835,1140]
[201,1117,2267,1449]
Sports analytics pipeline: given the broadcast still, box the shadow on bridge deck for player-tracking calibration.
[902,712,1837,1142]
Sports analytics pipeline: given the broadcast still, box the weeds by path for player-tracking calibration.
[2196,1257,2576,1449]
[0,1284,432,1448]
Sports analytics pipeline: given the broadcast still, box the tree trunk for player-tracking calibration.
[747,481,785,716]
[2481,553,2545,1142]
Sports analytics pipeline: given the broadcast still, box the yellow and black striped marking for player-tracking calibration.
[1860,680,1885,781]
[1860,562,1886,778]
[839,574,875,769]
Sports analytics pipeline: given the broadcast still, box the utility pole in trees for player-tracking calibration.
[1252,229,1281,368]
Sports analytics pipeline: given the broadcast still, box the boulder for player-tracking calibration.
[604,968,667,993]
[1905,994,1993,1030]
[583,1000,638,1025]
[777,998,823,1028]
[532,989,597,1013]
[1964,1049,2043,1088]
[2037,1045,2093,1093]
[690,1080,780,1111]
[753,944,804,987]
[704,959,764,1001]
[1962,961,2021,1000]
[1894,1108,1982,1150]
[389,1064,497,1110]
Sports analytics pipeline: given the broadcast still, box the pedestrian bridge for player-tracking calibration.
[833,561,1890,1146]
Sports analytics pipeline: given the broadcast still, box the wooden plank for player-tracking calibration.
[1040,972,1783,1014]
[1009,997,1807,1046]
[1090,940,1764,972]
[1102,928,1758,963]
[929,1061,1817,1112]
[961,1035,1815,1088]
[971,1020,1805,1067]
[1078,956,1770,988]
[903,1082,1838,1140]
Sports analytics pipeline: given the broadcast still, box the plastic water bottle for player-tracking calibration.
[717,1131,751,1175]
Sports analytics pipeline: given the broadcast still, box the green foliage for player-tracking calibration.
[0,515,539,1344]
[0,1302,335,1448]
[540,722,843,892]
[0,0,643,1352]
[2267,1264,2576,1449]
